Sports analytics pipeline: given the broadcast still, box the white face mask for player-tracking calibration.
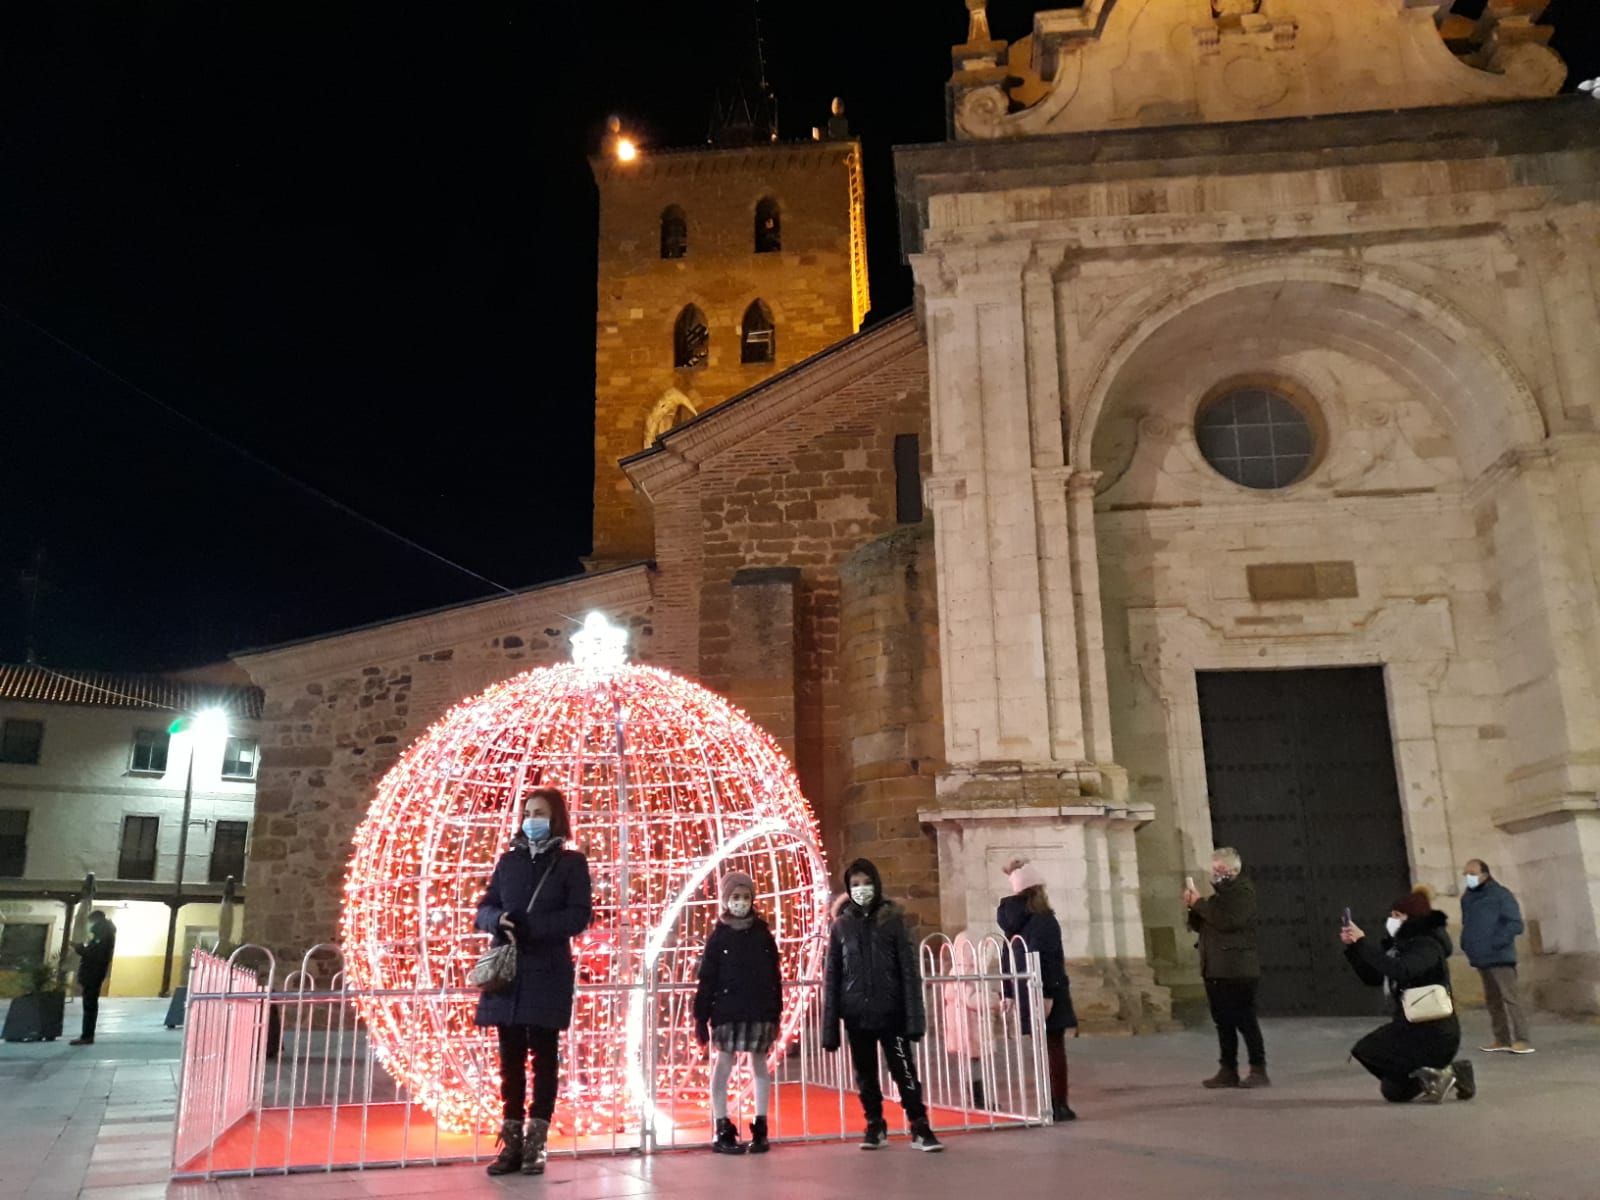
[849,884,875,908]
[1385,916,1404,938]
[1464,874,1481,890]
[726,898,752,918]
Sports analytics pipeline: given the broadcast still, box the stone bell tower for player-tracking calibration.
[587,111,869,568]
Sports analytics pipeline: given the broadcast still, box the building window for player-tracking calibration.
[660,205,687,259]
[673,305,709,370]
[0,809,28,878]
[740,300,775,364]
[894,433,924,524]
[0,719,43,765]
[754,197,781,253]
[1195,385,1319,490]
[118,815,159,881]
[221,737,259,781]
[209,820,249,883]
[129,728,171,774]
[0,922,48,969]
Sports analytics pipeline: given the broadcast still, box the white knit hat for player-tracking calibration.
[1008,863,1046,894]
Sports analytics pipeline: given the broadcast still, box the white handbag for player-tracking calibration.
[1401,983,1454,1023]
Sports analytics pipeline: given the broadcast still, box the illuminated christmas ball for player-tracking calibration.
[339,614,831,1135]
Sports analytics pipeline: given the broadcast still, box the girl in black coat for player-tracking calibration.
[473,787,593,1176]
[1341,885,1473,1104]
[997,862,1078,1122]
[693,871,782,1155]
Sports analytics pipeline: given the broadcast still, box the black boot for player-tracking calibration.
[971,1079,987,1110]
[1051,1103,1077,1122]
[1452,1060,1476,1101]
[485,1118,523,1176]
[748,1115,770,1154]
[520,1117,549,1175]
[713,1117,746,1155]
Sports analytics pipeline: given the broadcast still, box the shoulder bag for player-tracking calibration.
[1400,982,1454,1023]
[469,853,559,993]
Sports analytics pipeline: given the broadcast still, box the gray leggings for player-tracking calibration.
[710,1049,772,1120]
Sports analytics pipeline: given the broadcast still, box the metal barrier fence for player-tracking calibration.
[171,934,1047,1179]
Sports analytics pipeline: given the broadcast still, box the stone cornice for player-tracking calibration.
[622,313,925,501]
[233,564,654,688]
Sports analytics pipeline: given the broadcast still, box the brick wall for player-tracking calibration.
[590,142,865,564]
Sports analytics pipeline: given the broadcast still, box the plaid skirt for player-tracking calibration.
[711,1020,777,1054]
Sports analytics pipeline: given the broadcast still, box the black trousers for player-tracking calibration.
[81,983,102,1042]
[497,1024,561,1122]
[846,1028,928,1125]
[1351,1017,1460,1103]
[1204,977,1265,1069]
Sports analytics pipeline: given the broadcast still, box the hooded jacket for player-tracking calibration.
[473,833,593,1030]
[821,859,926,1046]
[1459,878,1523,969]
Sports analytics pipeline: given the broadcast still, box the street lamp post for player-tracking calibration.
[159,709,227,998]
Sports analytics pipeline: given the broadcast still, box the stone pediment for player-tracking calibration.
[952,0,1566,140]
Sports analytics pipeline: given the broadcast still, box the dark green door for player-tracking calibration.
[1196,667,1412,1016]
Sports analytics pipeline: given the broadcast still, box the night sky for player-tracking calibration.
[2,2,1595,672]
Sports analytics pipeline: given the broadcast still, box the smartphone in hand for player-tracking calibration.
[1185,876,1196,893]
[1341,907,1352,928]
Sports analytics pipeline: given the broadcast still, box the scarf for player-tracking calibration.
[527,834,565,858]
[720,910,755,932]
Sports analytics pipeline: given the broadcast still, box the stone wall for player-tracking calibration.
[235,567,653,962]
[590,141,866,565]
[838,524,942,935]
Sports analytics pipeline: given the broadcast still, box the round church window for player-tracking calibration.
[1194,385,1319,490]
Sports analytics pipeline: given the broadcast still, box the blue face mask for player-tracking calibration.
[522,817,551,843]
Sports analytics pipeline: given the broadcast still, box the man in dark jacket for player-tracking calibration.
[1184,847,1267,1088]
[71,911,116,1046]
[822,858,942,1152]
[1459,858,1532,1053]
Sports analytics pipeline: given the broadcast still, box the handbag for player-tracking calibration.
[1401,983,1454,1023]
[469,853,559,993]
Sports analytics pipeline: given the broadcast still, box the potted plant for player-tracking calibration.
[1,961,67,1042]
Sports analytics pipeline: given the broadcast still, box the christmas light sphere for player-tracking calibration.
[339,614,831,1135]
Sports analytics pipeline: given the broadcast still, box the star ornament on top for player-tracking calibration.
[571,611,630,671]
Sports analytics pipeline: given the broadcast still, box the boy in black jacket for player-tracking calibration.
[822,859,943,1152]
[694,871,783,1155]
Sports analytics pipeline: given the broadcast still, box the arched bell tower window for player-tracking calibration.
[740,300,775,364]
[673,305,709,370]
[754,196,781,253]
[660,206,687,259]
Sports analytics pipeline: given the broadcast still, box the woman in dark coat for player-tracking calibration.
[694,870,783,1155]
[473,786,593,1175]
[1341,885,1473,1104]
[997,862,1078,1122]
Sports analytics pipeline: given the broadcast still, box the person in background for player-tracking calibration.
[1184,847,1268,1088]
[1459,858,1533,1054]
[694,870,782,1156]
[997,861,1078,1122]
[1341,885,1474,1103]
[821,858,944,1152]
[474,786,593,1177]
[941,932,995,1110]
[69,911,116,1046]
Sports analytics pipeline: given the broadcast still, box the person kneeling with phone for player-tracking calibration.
[1340,885,1474,1104]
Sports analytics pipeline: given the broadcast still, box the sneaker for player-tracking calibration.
[1510,1042,1536,1055]
[859,1120,888,1150]
[1479,1043,1511,1053]
[1452,1060,1476,1101]
[1202,1066,1241,1089]
[909,1121,944,1152]
[1412,1065,1454,1104]
[1241,1068,1272,1089]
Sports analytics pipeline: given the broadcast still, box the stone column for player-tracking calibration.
[913,244,1169,1028]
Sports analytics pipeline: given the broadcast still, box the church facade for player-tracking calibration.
[239,1,1600,1022]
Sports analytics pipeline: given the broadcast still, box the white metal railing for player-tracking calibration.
[171,933,1047,1178]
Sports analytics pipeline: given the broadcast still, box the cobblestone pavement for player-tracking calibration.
[3,997,1596,1200]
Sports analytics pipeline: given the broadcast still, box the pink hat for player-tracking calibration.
[1008,863,1046,894]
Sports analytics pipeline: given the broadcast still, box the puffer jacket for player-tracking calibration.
[1187,872,1262,980]
[1459,878,1523,969]
[473,835,593,1030]
[1346,910,1457,1021]
[694,915,783,1028]
[997,894,1078,1035]
[822,859,926,1047]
